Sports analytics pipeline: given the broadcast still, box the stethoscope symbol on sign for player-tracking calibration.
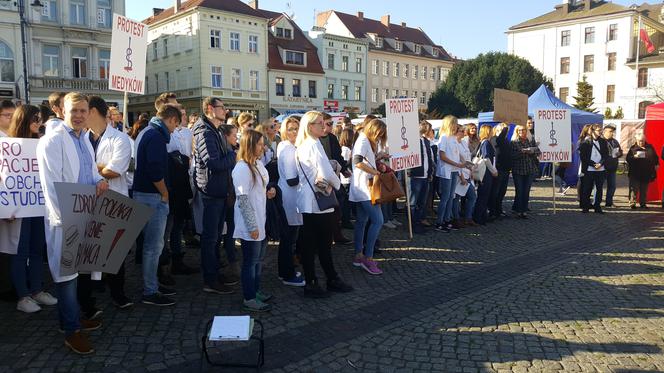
[400,116,409,150]
[124,37,133,72]
[549,121,558,147]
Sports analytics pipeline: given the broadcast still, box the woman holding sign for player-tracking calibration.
[626,130,659,209]
[8,105,58,313]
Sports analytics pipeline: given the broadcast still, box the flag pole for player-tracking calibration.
[635,13,642,118]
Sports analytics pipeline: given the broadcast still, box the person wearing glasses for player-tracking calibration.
[0,99,15,136]
[236,112,255,140]
[578,124,609,213]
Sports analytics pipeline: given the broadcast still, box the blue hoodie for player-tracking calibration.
[133,117,171,194]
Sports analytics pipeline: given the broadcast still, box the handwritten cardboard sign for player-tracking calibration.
[55,183,153,276]
[0,138,45,218]
[386,98,421,171]
[493,88,529,126]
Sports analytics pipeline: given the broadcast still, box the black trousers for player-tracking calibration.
[76,273,96,315]
[629,177,650,207]
[107,262,126,301]
[298,212,338,285]
[581,171,606,210]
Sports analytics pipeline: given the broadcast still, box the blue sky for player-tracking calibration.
[127,0,638,59]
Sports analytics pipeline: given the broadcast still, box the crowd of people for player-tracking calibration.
[0,91,661,355]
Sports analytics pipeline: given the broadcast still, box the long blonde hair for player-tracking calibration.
[511,125,527,142]
[237,129,264,186]
[439,115,458,138]
[295,111,322,147]
[363,118,387,153]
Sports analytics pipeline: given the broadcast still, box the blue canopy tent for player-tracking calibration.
[479,85,603,185]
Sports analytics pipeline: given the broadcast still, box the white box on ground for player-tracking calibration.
[385,98,421,171]
[109,14,148,94]
[534,109,572,163]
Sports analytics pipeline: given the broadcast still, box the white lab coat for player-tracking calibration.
[0,129,21,254]
[277,140,303,226]
[295,138,341,214]
[37,123,103,283]
[91,124,131,197]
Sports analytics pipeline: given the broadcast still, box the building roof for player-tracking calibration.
[144,0,266,25]
[255,9,325,74]
[509,1,631,30]
[317,10,453,62]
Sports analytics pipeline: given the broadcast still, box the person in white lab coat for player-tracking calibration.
[37,92,109,355]
[86,96,133,309]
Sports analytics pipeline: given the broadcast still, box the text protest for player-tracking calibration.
[0,138,45,218]
[386,98,421,172]
[534,109,572,163]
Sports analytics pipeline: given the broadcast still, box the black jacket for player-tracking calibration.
[604,138,622,172]
[579,137,609,174]
[494,126,512,172]
[322,134,348,173]
[408,137,434,178]
[627,143,659,182]
[192,116,236,198]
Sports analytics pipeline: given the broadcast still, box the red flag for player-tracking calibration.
[641,29,656,53]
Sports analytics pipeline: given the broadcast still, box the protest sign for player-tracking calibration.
[109,14,148,95]
[55,183,152,276]
[385,98,421,171]
[534,109,572,162]
[0,138,45,218]
[493,88,529,126]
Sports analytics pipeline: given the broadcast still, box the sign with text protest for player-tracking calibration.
[0,138,44,218]
[534,109,572,162]
[109,14,148,94]
[55,183,153,276]
[386,98,421,171]
[493,88,529,126]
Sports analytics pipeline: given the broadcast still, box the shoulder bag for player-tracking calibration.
[297,157,338,211]
[365,157,405,205]
[471,142,487,182]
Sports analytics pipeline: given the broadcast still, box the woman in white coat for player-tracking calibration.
[276,116,304,287]
[295,111,353,298]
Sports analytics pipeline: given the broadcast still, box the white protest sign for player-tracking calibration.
[534,109,572,162]
[386,98,421,171]
[0,138,45,218]
[54,183,153,276]
[109,14,148,94]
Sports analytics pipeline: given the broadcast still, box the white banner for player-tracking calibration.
[0,138,45,218]
[385,98,421,171]
[534,109,572,162]
[109,13,148,95]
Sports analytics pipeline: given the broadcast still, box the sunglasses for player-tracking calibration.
[32,115,41,123]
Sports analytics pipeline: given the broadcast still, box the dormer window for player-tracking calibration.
[275,27,292,39]
[433,49,439,57]
[276,27,283,37]
[376,37,383,48]
[395,41,402,51]
[285,50,305,65]
[284,29,292,38]
[414,44,421,54]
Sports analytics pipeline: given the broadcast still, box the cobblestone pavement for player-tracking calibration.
[2,175,664,372]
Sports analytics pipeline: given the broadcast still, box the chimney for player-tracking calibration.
[248,0,258,10]
[561,0,570,13]
[174,0,181,14]
[153,8,164,16]
[380,14,390,27]
[584,0,591,11]
[357,11,363,20]
[401,22,406,27]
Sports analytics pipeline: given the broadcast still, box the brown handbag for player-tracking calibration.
[370,171,405,205]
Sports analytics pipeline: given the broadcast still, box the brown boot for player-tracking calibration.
[65,331,94,355]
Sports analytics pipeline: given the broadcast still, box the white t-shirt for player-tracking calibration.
[415,138,428,179]
[435,135,460,179]
[588,140,605,172]
[232,160,268,241]
[340,145,352,185]
[167,126,193,158]
[349,133,376,202]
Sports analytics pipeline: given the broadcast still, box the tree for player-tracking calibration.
[604,107,613,119]
[573,75,597,113]
[614,106,624,119]
[428,52,553,117]
[372,103,385,117]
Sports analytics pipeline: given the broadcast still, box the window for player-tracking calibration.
[414,45,421,54]
[411,91,417,98]
[560,57,570,74]
[42,45,59,77]
[284,29,292,39]
[154,73,159,92]
[41,1,58,22]
[341,85,348,100]
[230,32,240,51]
[98,49,110,79]
[327,84,334,99]
[430,68,436,80]
[328,54,335,69]
[71,47,87,78]
[606,85,615,103]
[231,69,241,89]
[561,30,571,46]
[559,87,569,103]
[395,40,402,51]
[97,0,111,28]
[0,42,14,82]
[371,88,378,103]
[292,79,301,97]
[376,37,383,48]
[163,38,168,57]
[392,89,398,98]
[248,35,258,53]
[393,62,399,77]
[355,58,362,73]
[607,53,616,71]
[308,81,317,98]
[639,101,653,119]
[403,64,409,78]
[276,77,285,96]
[420,92,427,105]
[328,41,334,47]
[372,60,378,75]
[152,42,158,60]
[285,51,304,65]
[383,89,389,101]
[276,28,283,37]
[412,65,418,79]
[354,86,361,101]
[210,29,221,48]
[382,61,389,76]
[249,70,258,90]
[608,24,618,41]
[583,55,594,73]
[433,49,439,57]
[70,0,86,25]
[211,66,222,88]
[584,27,595,44]
[165,72,170,90]
[638,68,648,88]
[421,66,427,80]
[342,56,349,71]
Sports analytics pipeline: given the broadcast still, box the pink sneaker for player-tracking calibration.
[361,258,383,275]
[352,257,363,267]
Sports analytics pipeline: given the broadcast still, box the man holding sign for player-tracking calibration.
[37,92,109,355]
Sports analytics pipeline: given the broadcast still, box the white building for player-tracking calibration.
[508,0,664,119]
[308,26,368,114]
[0,2,21,102]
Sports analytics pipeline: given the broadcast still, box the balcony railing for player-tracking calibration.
[30,77,110,92]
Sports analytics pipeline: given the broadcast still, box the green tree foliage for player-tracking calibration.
[372,103,386,117]
[573,75,597,113]
[604,107,613,119]
[428,52,553,117]
[614,106,624,119]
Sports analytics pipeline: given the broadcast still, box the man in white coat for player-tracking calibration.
[37,92,109,355]
[86,96,133,309]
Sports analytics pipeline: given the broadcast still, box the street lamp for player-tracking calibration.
[9,0,44,104]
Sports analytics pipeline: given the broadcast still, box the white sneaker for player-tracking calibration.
[32,291,58,306]
[383,221,396,229]
[390,219,402,226]
[17,297,41,313]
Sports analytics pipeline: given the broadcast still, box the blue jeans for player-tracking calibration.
[133,192,169,296]
[240,239,267,301]
[354,200,383,258]
[10,217,45,298]
[513,174,534,213]
[454,183,477,220]
[436,172,458,225]
[409,177,429,225]
[56,278,79,336]
[473,172,494,224]
[201,196,226,286]
[603,170,617,206]
[381,202,393,222]
[278,224,298,279]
